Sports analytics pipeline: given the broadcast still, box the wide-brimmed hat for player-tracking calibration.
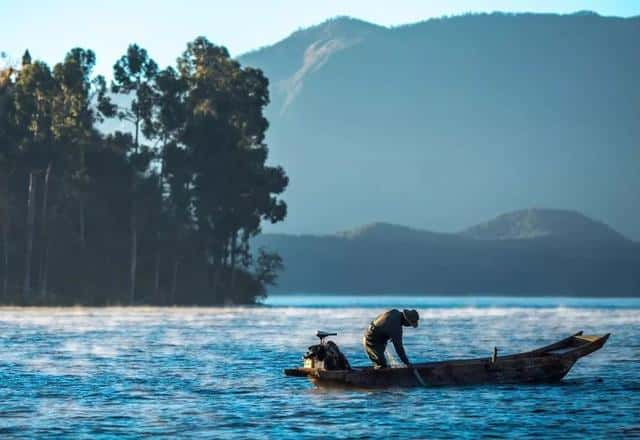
[402,309,419,327]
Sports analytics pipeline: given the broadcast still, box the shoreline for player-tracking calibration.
[1,294,638,309]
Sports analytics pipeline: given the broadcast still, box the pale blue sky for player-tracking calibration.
[1,0,638,77]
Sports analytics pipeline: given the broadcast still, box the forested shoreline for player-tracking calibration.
[0,38,288,305]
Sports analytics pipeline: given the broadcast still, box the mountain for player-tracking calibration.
[460,208,627,242]
[254,209,640,296]
[336,222,450,242]
[241,17,384,114]
[239,13,640,240]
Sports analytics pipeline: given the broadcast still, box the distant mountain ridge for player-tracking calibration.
[242,17,384,114]
[334,209,629,242]
[96,13,640,240]
[336,222,448,241]
[254,209,640,296]
[239,12,640,240]
[460,208,628,242]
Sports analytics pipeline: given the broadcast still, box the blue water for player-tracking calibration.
[0,296,638,439]
[264,294,640,309]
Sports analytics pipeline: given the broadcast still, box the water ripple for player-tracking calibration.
[0,299,638,438]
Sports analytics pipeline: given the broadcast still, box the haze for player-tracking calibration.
[1,1,638,78]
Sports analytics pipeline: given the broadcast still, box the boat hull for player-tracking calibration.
[284,332,609,388]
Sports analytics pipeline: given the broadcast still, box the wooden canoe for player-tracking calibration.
[284,331,609,388]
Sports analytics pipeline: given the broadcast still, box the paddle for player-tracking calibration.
[387,350,427,386]
[412,366,427,387]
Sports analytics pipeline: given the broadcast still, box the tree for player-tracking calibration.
[0,66,16,299]
[45,48,111,296]
[150,66,187,302]
[13,60,56,300]
[174,37,288,302]
[0,40,289,306]
[21,50,31,67]
[163,141,193,303]
[112,44,158,150]
[110,44,158,304]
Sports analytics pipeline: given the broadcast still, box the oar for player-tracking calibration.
[412,366,427,387]
[387,350,427,386]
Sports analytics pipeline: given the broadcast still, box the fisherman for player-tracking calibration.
[363,309,419,369]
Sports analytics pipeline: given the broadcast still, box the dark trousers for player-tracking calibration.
[363,335,388,369]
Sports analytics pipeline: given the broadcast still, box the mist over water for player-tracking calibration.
[1,296,638,438]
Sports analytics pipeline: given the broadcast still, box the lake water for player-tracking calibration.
[0,296,638,438]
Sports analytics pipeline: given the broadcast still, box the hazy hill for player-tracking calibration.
[239,13,640,240]
[460,208,627,242]
[254,209,640,296]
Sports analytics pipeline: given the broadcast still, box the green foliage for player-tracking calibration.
[13,60,55,151]
[21,50,31,67]
[51,48,97,143]
[112,44,158,146]
[0,40,287,306]
[254,248,284,287]
[173,37,288,283]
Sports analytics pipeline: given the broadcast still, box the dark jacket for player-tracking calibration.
[365,309,410,365]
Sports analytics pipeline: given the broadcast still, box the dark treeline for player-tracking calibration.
[0,38,288,305]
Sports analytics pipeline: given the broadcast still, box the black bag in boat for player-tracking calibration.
[304,341,351,370]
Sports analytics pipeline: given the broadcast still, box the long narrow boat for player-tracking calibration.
[284,331,609,388]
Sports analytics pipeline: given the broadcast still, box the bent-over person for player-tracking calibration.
[363,309,419,369]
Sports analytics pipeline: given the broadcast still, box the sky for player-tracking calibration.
[1,0,639,78]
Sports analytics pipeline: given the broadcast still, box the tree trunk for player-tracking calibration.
[39,163,52,298]
[154,169,163,304]
[2,222,8,301]
[153,250,160,303]
[209,244,220,303]
[212,263,221,304]
[134,111,140,154]
[130,106,140,304]
[79,195,86,248]
[170,257,180,305]
[23,172,37,301]
[0,172,10,301]
[129,201,137,305]
[229,231,238,291]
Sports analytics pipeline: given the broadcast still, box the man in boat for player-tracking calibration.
[363,309,419,369]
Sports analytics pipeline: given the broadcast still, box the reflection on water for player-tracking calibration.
[0,296,638,438]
